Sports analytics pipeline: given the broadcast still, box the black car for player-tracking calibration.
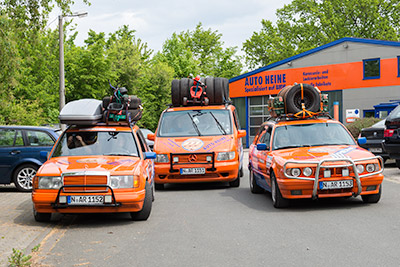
[359,119,388,162]
[383,104,400,169]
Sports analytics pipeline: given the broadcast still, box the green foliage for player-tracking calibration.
[8,248,32,267]
[346,117,381,138]
[243,0,400,68]
[31,244,40,253]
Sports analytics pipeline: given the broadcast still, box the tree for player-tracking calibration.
[243,0,400,69]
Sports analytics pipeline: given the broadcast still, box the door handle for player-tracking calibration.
[10,150,21,155]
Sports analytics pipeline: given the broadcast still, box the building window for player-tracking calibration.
[363,58,380,80]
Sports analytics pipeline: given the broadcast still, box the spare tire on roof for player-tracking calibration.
[283,83,321,114]
[171,79,180,107]
[213,77,224,104]
[205,77,215,104]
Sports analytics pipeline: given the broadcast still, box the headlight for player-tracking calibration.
[110,175,136,188]
[366,164,375,173]
[38,176,62,189]
[303,167,313,177]
[291,168,301,177]
[216,151,235,161]
[155,154,169,163]
[356,164,364,174]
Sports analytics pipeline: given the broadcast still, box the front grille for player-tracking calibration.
[63,172,108,192]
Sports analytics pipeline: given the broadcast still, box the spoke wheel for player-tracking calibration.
[249,169,263,194]
[271,172,289,208]
[14,164,38,192]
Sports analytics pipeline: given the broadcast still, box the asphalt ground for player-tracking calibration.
[0,156,399,266]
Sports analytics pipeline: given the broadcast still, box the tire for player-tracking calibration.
[362,185,382,203]
[155,183,164,190]
[126,95,141,109]
[102,96,111,109]
[249,169,263,194]
[130,181,152,221]
[179,78,191,104]
[396,159,400,169]
[205,77,215,104]
[171,79,180,107]
[127,109,142,121]
[271,172,289,208]
[229,175,240,187]
[13,164,38,192]
[239,167,244,178]
[214,78,224,104]
[33,208,51,222]
[284,83,320,114]
[221,78,229,101]
[151,183,155,202]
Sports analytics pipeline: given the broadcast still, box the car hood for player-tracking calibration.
[154,135,235,153]
[38,156,141,176]
[271,145,375,165]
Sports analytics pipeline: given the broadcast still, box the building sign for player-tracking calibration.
[230,58,399,98]
[346,109,360,123]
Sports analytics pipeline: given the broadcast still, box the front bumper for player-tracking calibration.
[281,156,384,199]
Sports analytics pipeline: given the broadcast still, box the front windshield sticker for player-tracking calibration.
[202,136,231,152]
[182,138,204,151]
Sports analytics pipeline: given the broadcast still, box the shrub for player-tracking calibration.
[346,117,381,138]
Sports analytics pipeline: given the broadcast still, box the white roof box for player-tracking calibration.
[59,99,103,125]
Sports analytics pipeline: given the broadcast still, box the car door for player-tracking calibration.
[23,129,56,162]
[136,129,154,185]
[253,126,272,189]
[0,128,25,183]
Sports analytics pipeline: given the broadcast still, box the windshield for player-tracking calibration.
[52,131,139,157]
[158,110,232,137]
[272,122,356,150]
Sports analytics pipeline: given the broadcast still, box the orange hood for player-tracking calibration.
[38,156,141,176]
[154,135,235,153]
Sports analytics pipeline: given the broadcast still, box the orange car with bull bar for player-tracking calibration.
[147,76,246,189]
[32,90,156,221]
[248,83,384,208]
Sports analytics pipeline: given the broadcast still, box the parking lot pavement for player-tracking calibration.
[0,185,53,266]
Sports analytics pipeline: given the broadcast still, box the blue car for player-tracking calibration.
[0,126,60,191]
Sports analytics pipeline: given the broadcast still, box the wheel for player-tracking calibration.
[396,159,400,169]
[179,78,191,105]
[249,169,263,194]
[239,167,244,177]
[33,208,51,222]
[214,78,224,104]
[171,79,180,107]
[13,164,38,192]
[229,175,240,187]
[130,181,152,221]
[271,172,289,208]
[362,185,382,203]
[205,77,215,104]
[155,183,164,190]
[102,96,111,109]
[151,183,155,202]
[284,83,320,114]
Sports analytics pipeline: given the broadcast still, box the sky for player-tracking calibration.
[49,0,293,54]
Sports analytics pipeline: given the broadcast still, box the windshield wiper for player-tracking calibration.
[187,112,202,136]
[276,145,300,150]
[103,153,135,156]
[209,112,227,135]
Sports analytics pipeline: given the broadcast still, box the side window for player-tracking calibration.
[363,58,380,79]
[15,131,24,146]
[136,130,149,152]
[26,130,54,146]
[0,129,16,146]
[264,127,272,147]
[256,129,267,144]
[233,109,240,130]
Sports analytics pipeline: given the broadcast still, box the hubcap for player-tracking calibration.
[271,178,276,203]
[17,167,36,190]
[249,170,253,190]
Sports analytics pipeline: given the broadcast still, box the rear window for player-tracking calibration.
[387,105,400,120]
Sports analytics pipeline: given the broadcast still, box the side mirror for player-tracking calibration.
[238,130,246,138]
[257,143,268,151]
[40,151,50,160]
[144,151,156,160]
[357,137,367,145]
[147,133,155,141]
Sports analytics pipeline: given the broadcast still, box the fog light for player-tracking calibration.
[291,190,302,195]
[173,157,179,163]
[342,169,349,177]
[324,169,331,178]
[59,196,67,204]
[206,156,212,162]
[366,185,377,191]
[104,195,112,203]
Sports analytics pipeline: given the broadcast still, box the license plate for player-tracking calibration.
[67,195,104,205]
[370,147,382,153]
[319,180,353,190]
[180,168,206,175]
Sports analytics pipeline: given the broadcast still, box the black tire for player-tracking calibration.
[102,96,111,109]
[171,79,180,107]
[221,78,229,101]
[214,78,224,104]
[205,77,215,104]
[362,185,382,203]
[179,78,191,104]
[249,169,263,194]
[13,164,38,192]
[229,175,240,187]
[33,208,51,222]
[239,167,244,178]
[271,172,289,208]
[127,109,142,121]
[130,181,152,221]
[151,183,155,202]
[396,159,400,169]
[126,95,141,109]
[155,183,164,190]
[284,83,320,114]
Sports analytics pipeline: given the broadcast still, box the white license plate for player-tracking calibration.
[180,168,206,175]
[370,147,382,153]
[67,195,104,205]
[319,180,353,190]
